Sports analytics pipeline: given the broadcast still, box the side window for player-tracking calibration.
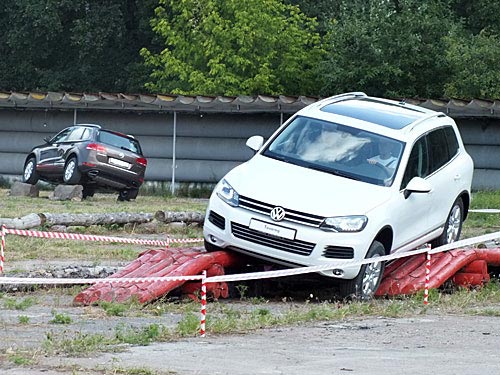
[427,128,449,173]
[443,126,459,158]
[66,127,86,141]
[401,137,429,189]
[80,128,92,140]
[51,128,72,144]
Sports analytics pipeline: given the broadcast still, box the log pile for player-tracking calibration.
[0,211,204,230]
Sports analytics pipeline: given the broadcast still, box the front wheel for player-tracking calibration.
[63,157,81,184]
[204,239,223,252]
[431,198,463,248]
[337,241,385,300]
[23,157,39,184]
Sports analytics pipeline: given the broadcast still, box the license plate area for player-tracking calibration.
[249,219,296,240]
[108,157,131,169]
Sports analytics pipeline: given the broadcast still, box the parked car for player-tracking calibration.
[203,92,474,299]
[22,124,147,201]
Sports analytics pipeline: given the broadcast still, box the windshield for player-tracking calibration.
[262,116,404,186]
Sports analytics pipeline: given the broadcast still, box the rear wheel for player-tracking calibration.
[82,185,95,199]
[337,241,385,300]
[431,198,463,248]
[117,188,139,201]
[23,157,39,184]
[63,157,81,184]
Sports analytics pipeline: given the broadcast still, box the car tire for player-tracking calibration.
[117,189,139,201]
[23,157,39,184]
[204,239,223,252]
[337,240,385,301]
[431,197,464,248]
[127,188,139,200]
[63,157,81,184]
[82,185,95,199]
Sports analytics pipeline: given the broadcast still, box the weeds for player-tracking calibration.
[3,297,36,310]
[49,311,72,324]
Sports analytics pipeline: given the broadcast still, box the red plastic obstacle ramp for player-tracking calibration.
[73,247,241,305]
[376,247,500,296]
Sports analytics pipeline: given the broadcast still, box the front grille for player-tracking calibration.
[322,246,354,259]
[238,195,325,227]
[231,222,315,256]
[208,210,225,230]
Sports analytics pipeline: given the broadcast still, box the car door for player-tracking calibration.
[52,127,88,174]
[36,127,73,175]
[391,136,434,250]
[424,126,461,233]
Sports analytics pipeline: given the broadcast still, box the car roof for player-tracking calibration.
[299,92,452,140]
[320,97,428,129]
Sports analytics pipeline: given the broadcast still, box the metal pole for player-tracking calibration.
[171,111,177,195]
[73,108,77,125]
[280,112,283,125]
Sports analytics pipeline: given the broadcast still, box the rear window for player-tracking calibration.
[98,131,142,155]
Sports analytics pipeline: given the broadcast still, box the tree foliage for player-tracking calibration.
[2,0,500,99]
[0,0,158,92]
[319,0,457,98]
[141,0,325,96]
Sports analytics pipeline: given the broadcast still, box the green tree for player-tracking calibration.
[451,0,500,35]
[444,31,500,99]
[141,0,325,96]
[0,0,158,92]
[320,0,456,98]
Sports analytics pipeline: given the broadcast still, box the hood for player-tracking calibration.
[225,155,392,217]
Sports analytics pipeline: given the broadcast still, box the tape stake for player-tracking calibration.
[200,270,207,338]
[424,246,431,305]
[0,225,5,274]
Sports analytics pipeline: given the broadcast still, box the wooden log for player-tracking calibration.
[0,213,42,229]
[39,212,154,227]
[155,210,205,224]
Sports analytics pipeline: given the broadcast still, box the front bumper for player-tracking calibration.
[203,196,372,280]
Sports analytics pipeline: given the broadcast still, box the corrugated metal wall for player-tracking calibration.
[0,108,281,184]
[0,108,498,190]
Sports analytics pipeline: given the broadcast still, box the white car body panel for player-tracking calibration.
[203,92,474,284]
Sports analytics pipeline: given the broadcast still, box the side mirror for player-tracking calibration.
[246,135,264,152]
[404,177,432,199]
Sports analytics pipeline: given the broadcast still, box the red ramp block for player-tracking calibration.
[376,247,500,297]
[74,247,241,305]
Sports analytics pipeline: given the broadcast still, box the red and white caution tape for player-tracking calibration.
[2,228,203,247]
[0,275,203,285]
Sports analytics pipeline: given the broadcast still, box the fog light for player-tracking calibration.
[332,269,344,276]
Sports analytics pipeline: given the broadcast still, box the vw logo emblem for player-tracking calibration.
[270,206,286,222]
[118,152,125,158]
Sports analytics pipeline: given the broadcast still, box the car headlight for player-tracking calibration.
[320,215,368,232]
[216,179,239,207]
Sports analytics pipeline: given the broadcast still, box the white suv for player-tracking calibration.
[203,92,474,299]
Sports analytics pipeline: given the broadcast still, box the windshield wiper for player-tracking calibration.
[307,164,357,180]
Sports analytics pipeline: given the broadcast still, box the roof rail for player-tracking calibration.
[78,123,102,129]
[326,91,367,103]
[405,112,446,132]
[312,92,367,108]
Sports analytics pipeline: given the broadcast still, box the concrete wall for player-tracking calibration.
[0,108,499,190]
